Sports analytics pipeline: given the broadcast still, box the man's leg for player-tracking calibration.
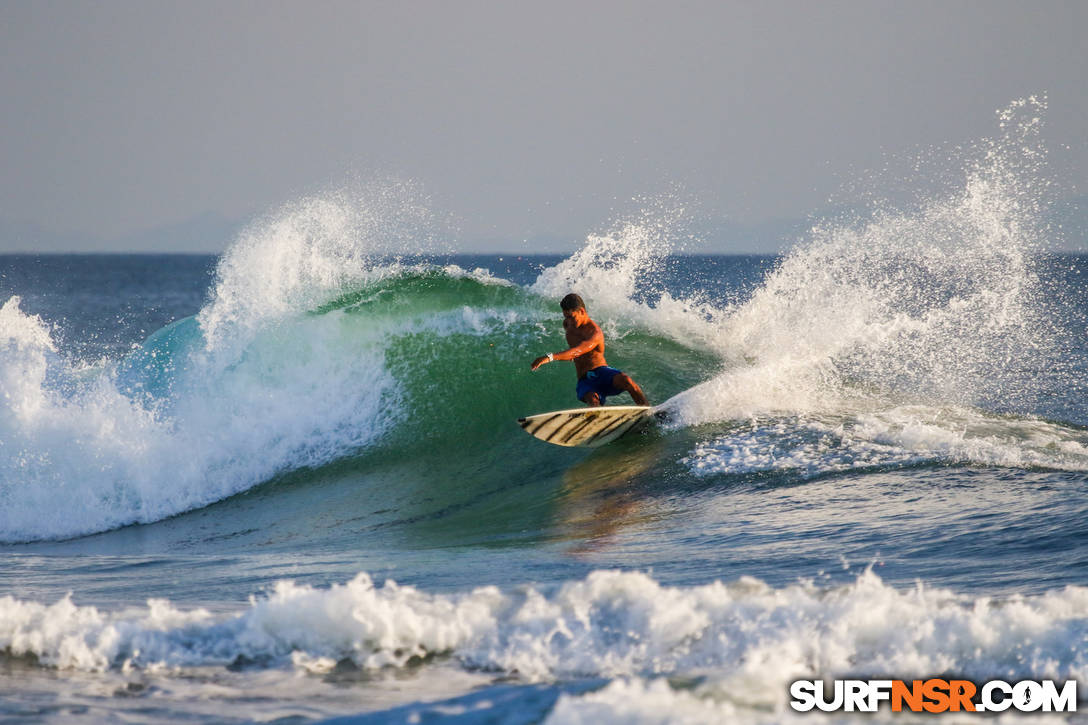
[581,392,603,407]
[613,373,649,406]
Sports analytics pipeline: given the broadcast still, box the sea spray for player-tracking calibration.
[669,98,1055,427]
[0,296,56,424]
[531,200,731,354]
[198,181,438,354]
[0,186,435,542]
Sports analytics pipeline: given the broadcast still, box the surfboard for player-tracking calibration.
[517,405,654,448]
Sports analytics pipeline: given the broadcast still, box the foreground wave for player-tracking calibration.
[3,569,1086,720]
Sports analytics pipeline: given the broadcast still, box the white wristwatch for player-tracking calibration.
[547,353,554,362]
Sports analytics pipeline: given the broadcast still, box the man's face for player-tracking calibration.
[563,307,587,327]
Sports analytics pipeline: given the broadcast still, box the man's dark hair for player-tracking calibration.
[560,293,586,312]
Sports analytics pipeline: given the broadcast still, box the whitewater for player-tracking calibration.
[3,98,1088,722]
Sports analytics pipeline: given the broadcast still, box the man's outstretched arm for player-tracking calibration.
[530,329,603,370]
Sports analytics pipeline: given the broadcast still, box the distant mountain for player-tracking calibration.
[0,212,241,254]
[0,218,89,253]
[113,212,241,254]
[691,195,1088,254]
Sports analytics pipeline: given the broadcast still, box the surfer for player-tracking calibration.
[530,293,649,407]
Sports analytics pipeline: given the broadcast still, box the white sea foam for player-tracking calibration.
[441,263,516,288]
[0,296,57,425]
[0,185,453,542]
[546,679,744,725]
[3,569,1087,717]
[684,406,1088,477]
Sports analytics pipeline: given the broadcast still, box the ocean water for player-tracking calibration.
[3,100,1088,723]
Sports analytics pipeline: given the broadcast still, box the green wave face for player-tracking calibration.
[170,268,721,553]
[315,270,718,461]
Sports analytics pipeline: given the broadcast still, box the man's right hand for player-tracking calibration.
[530,356,550,371]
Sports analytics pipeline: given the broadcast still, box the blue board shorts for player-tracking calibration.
[576,366,625,404]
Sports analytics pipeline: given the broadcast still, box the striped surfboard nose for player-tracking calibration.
[517,406,652,448]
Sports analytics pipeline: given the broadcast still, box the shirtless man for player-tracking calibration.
[530,293,649,407]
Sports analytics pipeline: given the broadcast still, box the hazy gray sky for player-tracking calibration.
[2,0,1086,252]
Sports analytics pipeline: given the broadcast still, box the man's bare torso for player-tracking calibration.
[564,316,607,377]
